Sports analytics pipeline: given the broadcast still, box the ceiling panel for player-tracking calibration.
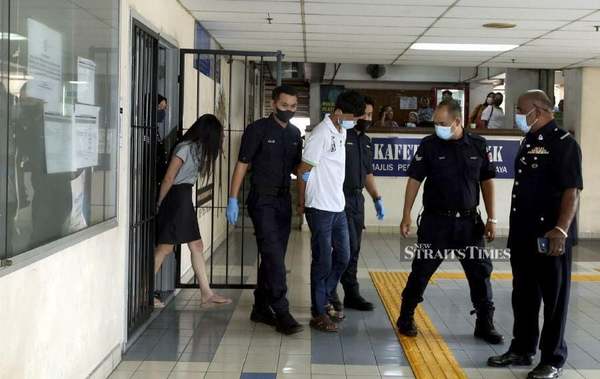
[199,21,303,32]
[305,15,434,27]
[307,33,415,42]
[457,0,600,9]
[210,30,301,39]
[542,30,600,40]
[445,7,590,21]
[416,36,528,45]
[306,25,424,35]
[305,3,446,17]
[561,21,600,32]
[305,0,454,4]
[191,11,300,23]
[180,0,299,13]
[434,18,566,30]
[425,27,542,38]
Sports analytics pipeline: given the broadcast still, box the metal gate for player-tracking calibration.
[127,20,159,335]
[175,49,283,289]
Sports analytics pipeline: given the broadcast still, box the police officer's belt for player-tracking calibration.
[344,188,363,196]
[424,208,478,218]
[252,185,290,196]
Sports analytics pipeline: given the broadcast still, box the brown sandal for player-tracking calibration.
[326,304,345,322]
[310,314,338,332]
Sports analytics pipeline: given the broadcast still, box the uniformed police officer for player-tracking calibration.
[397,99,503,345]
[226,85,303,335]
[329,96,384,313]
[488,90,583,379]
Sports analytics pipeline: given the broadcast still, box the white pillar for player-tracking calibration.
[504,68,540,128]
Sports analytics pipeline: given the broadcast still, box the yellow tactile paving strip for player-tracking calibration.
[370,271,468,379]
[432,271,600,282]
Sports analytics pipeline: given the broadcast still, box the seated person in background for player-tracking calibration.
[375,105,400,128]
[470,92,494,129]
[481,92,505,129]
[406,112,418,128]
[417,96,434,123]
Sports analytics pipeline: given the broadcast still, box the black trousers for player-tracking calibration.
[247,190,292,315]
[508,239,571,368]
[402,212,494,311]
[336,192,365,298]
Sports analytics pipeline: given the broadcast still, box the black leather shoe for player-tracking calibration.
[250,307,276,327]
[275,312,304,335]
[487,351,534,367]
[472,306,504,345]
[344,295,375,311]
[527,364,562,379]
[396,317,418,337]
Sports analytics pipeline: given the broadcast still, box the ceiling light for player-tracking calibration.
[0,33,27,41]
[410,43,518,52]
[483,22,516,29]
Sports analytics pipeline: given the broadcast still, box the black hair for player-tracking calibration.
[272,85,298,101]
[379,104,393,119]
[158,94,167,104]
[437,99,462,119]
[482,92,495,106]
[364,96,375,108]
[494,92,504,106]
[442,90,453,96]
[180,114,224,181]
[335,90,365,117]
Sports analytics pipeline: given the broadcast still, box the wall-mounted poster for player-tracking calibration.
[399,96,417,110]
[319,85,345,120]
[77,57,96,105]
[27,18,63,113]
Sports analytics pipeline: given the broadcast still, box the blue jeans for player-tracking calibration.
[305,207,350,316]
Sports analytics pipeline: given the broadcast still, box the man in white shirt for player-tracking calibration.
[297,90,366,332]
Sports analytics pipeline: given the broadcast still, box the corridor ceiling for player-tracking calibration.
[179,0,600,69]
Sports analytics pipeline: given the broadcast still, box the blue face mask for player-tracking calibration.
[434,124,453,140]
[515,109,536,134]
[340,120,356,129]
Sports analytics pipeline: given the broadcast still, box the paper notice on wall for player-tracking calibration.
[64,170,88,234]
[27,18,63,113]
[77,57,96,105]
[74,104,100,168]
[399,96,418,110]
[43,106,100,173]
[44,113,77,173]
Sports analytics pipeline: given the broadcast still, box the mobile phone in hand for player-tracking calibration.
[537,237,550,255]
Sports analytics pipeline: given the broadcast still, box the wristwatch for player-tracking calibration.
[487,218,498,224]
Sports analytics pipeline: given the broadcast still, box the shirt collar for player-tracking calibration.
[529,120,557,140]
[324,115,343,134]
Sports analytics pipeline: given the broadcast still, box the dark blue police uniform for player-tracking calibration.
[401,132,496,316]
[238,114,302,315]
[507,121,583,368]
[331,128,373,301]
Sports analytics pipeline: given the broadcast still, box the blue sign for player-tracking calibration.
[371,136,521,179]
[194,22,212,76]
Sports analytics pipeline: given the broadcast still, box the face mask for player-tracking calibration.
[435,124,453,140]
[406,122,416,128]
[355,119,371,132]
[486,97,494,105]
[157,109,166,123]
[275,108,295,123]
[340,119,356,130]
[515,109,536,134]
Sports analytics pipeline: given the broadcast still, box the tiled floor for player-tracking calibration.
[110,231,600,379]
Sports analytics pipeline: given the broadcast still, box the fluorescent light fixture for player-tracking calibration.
[69,81,88,84]
[0,33,27,41]
[410,43,518,52]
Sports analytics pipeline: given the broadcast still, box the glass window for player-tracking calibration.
[1,0,8,261]
[2,0,119,258]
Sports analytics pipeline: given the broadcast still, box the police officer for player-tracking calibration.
[226,85,303,335]
[397,99,503,345]
[488,90,582,379]
[329,96,384,313]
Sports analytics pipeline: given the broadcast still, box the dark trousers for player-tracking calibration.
[247,191,291,315]
[305,207,350,316]
[332,192,365,299]
[508,239,571,368]
[402,212,493,311]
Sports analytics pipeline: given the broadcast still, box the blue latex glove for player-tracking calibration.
[301,171,311,182]
[226,197,239,225]
[374,198,385,220]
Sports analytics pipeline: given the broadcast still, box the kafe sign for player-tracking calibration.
[371,136,520,179]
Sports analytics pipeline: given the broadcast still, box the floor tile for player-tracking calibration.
[345,364,380,376]
[131,372,170,379]
[115,361,143,371]
[137,360,177,372]
[311,363,346,375]
[172,361,210,372]
[107,371,135,379]
[168,372,206,379]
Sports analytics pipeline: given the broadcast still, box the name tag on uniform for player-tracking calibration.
[469,156,479,160]
[527,147,549,155]
[267,139,276,144]
[346,142,354,146]
[438,156,446,160]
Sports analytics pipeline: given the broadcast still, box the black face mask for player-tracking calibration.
[275,108,295,123]
[157,109,166,123]
[355,119,371,132]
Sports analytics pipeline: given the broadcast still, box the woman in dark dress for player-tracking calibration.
[154,114,231,305]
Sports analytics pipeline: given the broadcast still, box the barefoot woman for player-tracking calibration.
[154,114,231,306]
